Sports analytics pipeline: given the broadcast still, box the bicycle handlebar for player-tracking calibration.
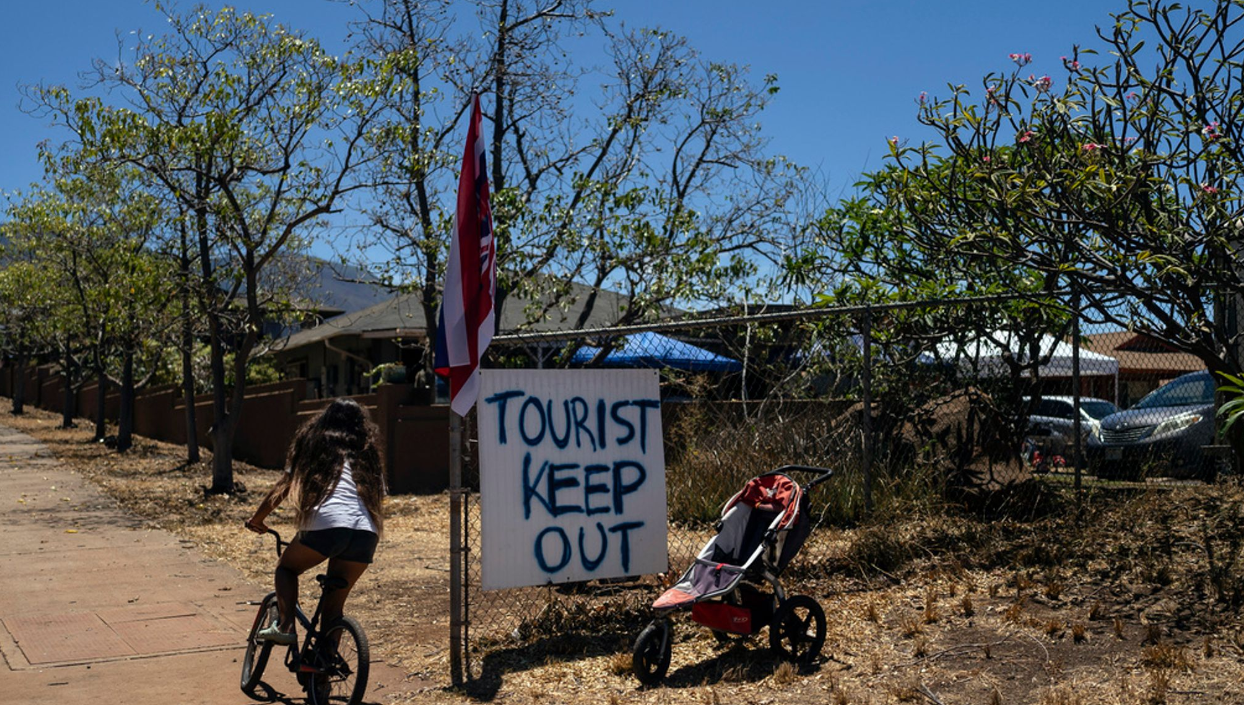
[264,528,288,556]
[770,464,835,490]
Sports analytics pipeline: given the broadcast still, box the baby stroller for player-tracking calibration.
[632,465,834,684]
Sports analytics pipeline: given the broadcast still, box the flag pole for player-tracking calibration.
[439,92,494,687]
[449,410,464,685]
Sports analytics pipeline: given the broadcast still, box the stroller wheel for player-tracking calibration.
[769,595,826,664]
[632,619,672,685]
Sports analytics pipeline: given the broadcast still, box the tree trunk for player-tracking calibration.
[180,226,200,464]
[61,346,75,429]
[94,366,107,441]
[210,413,238,495]
[182,341,200,463]
[12,353,26,416]
[116,350,134,452]
[207,318,233,493]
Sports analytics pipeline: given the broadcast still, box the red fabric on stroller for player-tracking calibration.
[728,474,800,526]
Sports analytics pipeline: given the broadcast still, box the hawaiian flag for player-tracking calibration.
[434,94,496,416]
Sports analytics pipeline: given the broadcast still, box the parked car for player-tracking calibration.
[1022,396,1118,469]
[1087,370,1215,480]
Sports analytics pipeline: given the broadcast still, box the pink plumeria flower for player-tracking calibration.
[1082,143,1102,152]
[1033,75,1052,93]
[917,91,928,105]
[1201,184,1219,194]
[1009,52,1032,67]
[1126,91,1139,102]
[982,155,991,163]
[1202,121,1222,140]
[890,136,899,146]
[1018,130,1035,143]
[1062,56,1081,70]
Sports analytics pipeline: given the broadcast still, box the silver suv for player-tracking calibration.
[1023,396,1118,462]
[1087,370,1215,480]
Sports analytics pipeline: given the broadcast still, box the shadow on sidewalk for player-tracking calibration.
[241,681,387,705]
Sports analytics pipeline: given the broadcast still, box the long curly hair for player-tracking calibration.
[285,398,385,534]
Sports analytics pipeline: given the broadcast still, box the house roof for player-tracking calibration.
[1079,330,1205,374]
[274,279,653,352]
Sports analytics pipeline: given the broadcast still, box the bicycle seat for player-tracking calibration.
[315,574,350,591]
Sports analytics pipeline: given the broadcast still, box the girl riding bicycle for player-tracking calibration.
[245,398,386,644]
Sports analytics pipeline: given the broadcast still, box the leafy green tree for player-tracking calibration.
[5,162,180,448]
[844,0,1244,376]
[29,5,390,491]
[803,0,1244,463]
[346,0,806,367]
[0,259,60,416]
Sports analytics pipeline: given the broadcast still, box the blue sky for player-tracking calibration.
[0,0,1125,216]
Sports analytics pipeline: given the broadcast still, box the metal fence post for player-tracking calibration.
[449,410,464,686]
[862,307,874,514]
[1071,294,1083,517]
[463,411,474,679]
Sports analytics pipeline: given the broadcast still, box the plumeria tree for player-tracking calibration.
[794,0,1244,469]
[842,0,1244,379]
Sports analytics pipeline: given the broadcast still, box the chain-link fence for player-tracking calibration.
[447,292,1240,683]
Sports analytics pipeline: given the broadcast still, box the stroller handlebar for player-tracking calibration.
[769,465,834,490]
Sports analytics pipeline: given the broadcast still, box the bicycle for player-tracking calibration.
[240,529,370,705]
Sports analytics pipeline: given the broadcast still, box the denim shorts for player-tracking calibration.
[296,528,379,564]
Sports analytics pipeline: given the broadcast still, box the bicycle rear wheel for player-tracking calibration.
[240,592,278,696]
[307,616,369,705]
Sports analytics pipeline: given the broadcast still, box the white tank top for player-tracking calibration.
[301,461,378,534]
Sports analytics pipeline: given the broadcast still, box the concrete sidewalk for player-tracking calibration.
[0,423,417,705]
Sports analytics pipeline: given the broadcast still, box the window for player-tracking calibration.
[1134,372,1214,409]
[1035,399,1073,418]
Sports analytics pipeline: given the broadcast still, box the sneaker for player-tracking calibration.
[256,621,297,645]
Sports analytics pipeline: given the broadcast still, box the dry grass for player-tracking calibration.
[887,680,922,702]
[922,588,940,624]
[864,599,880,623]
[608,651,632,676]
[1044,580,1064,601]
[1088,601,1104,621]
[1004,600,1026,624]
[899,614,923,638]
[1038,684,1083,705]
[10,402,1244,705]
[1044,619,1064,639]
[1141,642,1193,672]
[1147,669,1170,705]
[1071,622,1087,643]
[771,661,797,686]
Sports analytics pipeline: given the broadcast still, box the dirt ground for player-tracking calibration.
[7,405,1244,705]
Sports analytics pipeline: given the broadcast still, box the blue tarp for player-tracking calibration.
[570,331,743,372]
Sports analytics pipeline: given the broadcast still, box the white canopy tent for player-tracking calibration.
[931,331,1121,404]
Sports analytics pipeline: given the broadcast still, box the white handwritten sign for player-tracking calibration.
[477,370,668,591]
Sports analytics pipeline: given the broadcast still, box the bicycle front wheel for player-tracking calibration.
[307,616,370,705]
[241,592,278,696]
